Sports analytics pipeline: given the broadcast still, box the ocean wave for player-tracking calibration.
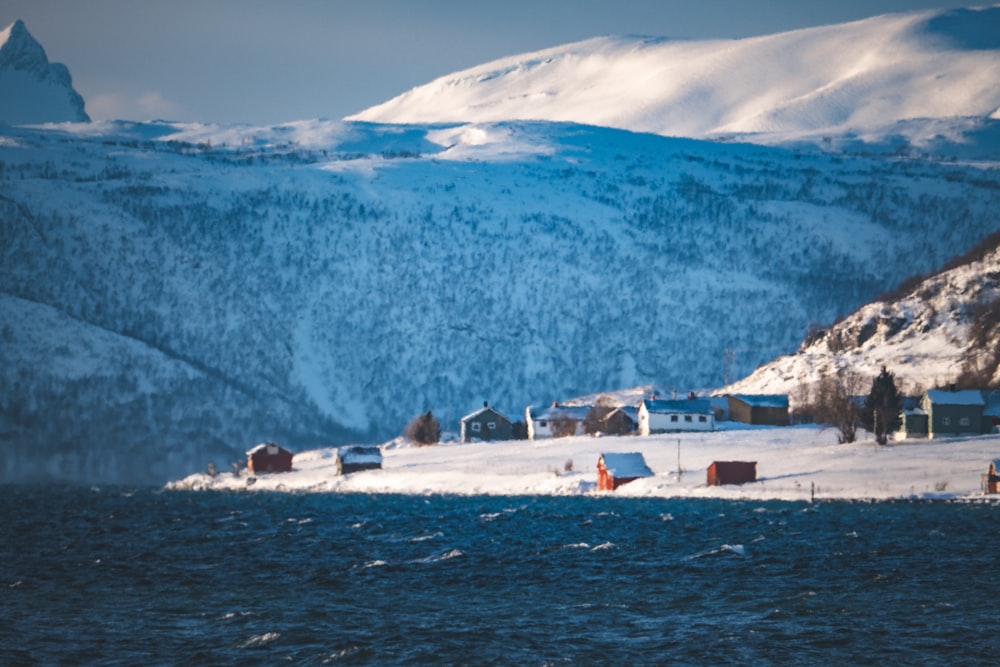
[685,543,747,560]
[238,632,280,648]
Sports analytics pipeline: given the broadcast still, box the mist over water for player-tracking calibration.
[3,487,997,664]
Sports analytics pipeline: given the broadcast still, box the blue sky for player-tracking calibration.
[1,0,982,124]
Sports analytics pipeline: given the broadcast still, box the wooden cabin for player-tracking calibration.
[727,394,790,426]
[597,452,654,491]
[335,445,382,475]
[707,461,757,486]
[246,442,294,474]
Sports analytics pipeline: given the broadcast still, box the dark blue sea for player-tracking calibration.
[2,487,998,666]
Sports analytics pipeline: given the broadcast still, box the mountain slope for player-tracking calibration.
[2,119,999,483]
[3,9,1000,484]
[349,5,1000,146]
[0,20,89,124]
[722,233,1000,400]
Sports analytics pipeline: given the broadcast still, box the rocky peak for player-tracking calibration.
[0,19,90,124]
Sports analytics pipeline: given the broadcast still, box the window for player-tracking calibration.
[471,422,481,432]
[942,417,951,426]
[670,415,678,422]
[684,415,692,422]
[959,417,970,426]
[487,422,496,430]
[538,420,547,428]
[698,416,707,422]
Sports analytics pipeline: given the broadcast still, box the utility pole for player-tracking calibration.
[677,438,682,481]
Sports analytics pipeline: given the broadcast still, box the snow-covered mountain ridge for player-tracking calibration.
[723,233,1000,399]
[0,20,89,125]
[350,5,1000,148]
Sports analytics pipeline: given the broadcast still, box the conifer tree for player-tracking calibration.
[862,366,902,445]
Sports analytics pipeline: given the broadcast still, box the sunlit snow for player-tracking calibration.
[168,425,1000,502]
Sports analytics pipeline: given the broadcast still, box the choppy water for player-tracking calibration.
[2,487,998,665]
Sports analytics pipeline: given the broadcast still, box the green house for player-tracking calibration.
[921,389,986,438]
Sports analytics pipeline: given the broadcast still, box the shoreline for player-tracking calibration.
[165,426,1000,502]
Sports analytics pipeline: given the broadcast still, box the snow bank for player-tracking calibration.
[166,426,1000,502]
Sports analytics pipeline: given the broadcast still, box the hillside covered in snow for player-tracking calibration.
[1,6,999,484]
[723,232,1000,400]
[350,5,1000,150]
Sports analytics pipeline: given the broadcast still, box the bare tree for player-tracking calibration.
[584,395,618,435]
[812,369,866,443]
[404,410,441,445]
[549,415,578,438]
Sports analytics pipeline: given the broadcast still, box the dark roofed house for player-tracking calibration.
[727,394,789,426]
[246,442,294,474]
[335,445,382,475]
[460,402,513,443]
[597,452,654,491]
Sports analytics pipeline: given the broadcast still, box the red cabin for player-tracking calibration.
[597,452,654,491]
[246,442,294,474]
[707,461,757,486]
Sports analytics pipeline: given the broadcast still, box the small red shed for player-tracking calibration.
[707,461,757,486]
[597,452,654,491]
[246,442,294,474]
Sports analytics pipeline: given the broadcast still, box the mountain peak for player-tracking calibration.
[1,19,49,72]
[0,19,90,124]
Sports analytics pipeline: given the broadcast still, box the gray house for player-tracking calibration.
[460,402,513,442]
[917,389,986,438]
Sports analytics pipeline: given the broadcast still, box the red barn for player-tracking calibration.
[597,452,654,491]
[707,461,757,486]
[246,442,294,474]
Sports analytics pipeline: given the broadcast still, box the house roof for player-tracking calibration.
[337,445,382,465]
[529,404,592,421]
[461,405,512,423]
[600,452,653,478]
[642,398,712,415]
[925,389,985,406]
[605,406,639,421]
[246,442,291,456]
[730,394,789,409]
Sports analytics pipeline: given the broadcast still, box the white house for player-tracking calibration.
[525,403,591,440]
[638,398,714,435]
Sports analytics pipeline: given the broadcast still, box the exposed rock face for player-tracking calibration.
[0,19,89,124]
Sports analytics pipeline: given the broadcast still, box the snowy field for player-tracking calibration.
[167,425,1000,502]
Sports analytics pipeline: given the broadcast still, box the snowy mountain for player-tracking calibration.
[722,233,1000,400]
[2,7,1000,485]
[350,5,1000,148]
[0,20,89,125]
[2,118,998,484]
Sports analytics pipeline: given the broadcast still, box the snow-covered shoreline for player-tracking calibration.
[166,425,1000,502]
